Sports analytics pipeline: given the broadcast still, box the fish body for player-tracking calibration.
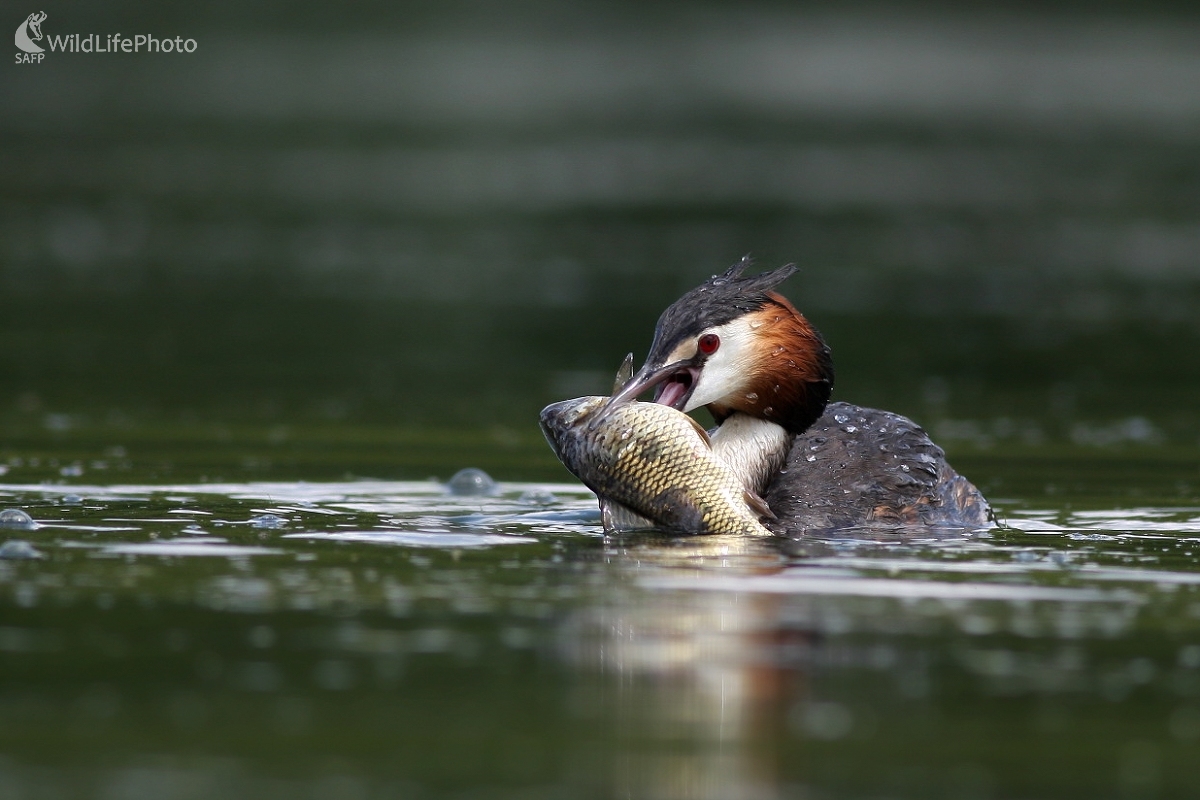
[539,396,774,536]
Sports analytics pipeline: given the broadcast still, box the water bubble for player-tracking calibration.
[0,540,43,560]
[834,414,849,424]
[845,426,858,433]
[745,392,759,403]
[61,494,83,504]
[772,345,786,355]
[447,468,497,496]
[518,490,556,506]
[900,464,910,472]
[0,509,37,531]
[250,514,287,530]
[59,463,84,478]
[806,455,816,462]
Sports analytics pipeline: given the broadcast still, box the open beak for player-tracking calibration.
[587,360,699,430]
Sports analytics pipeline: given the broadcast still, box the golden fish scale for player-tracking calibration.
[598,403,770,536]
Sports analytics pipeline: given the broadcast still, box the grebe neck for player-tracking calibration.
[709,412,794,496]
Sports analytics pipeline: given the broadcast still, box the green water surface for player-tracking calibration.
[5,3,1200,797]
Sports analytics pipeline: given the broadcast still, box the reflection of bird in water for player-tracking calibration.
[606,257,992,535]
[584,531,814,799]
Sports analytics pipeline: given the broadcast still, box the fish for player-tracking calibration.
[539,355,776,536]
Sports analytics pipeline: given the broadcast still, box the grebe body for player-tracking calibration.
[765,401,991,533]
[605,258,992,533]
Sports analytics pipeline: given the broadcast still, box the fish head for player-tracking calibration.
[539,396,607,463]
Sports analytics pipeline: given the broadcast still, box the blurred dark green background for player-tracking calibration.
[4,0,1200,484]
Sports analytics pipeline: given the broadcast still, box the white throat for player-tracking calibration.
[709,413,793,496]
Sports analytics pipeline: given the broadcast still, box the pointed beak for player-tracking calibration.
[587,360,699,431]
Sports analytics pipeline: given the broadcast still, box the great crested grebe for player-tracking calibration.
[605,257,993,534]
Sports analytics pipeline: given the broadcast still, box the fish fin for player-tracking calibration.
[653,487,706,534]
[612,353,635,394]
[683,414,713,447]
[600,497,656,533]
[743,490,777,521]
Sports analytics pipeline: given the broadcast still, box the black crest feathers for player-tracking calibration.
[647,257,798,361]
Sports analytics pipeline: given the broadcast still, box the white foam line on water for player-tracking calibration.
[268,505,345,516]
[1001,515,1200,535]
[1003,519,1067,531]
[34,524,143,533]
[1073,565,1200,585]
[1074,523,1200,534]
[1071,508,1200,519]
[98,542,285,557]
[803,558,1200,587]
[0,481,593,502]
[802,557,1061,575]
[637,573,1136,603]
[282,531,537,549]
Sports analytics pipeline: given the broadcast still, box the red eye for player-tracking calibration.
[697,333,720,356]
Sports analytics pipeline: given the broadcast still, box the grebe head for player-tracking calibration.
[607,257,834,435]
